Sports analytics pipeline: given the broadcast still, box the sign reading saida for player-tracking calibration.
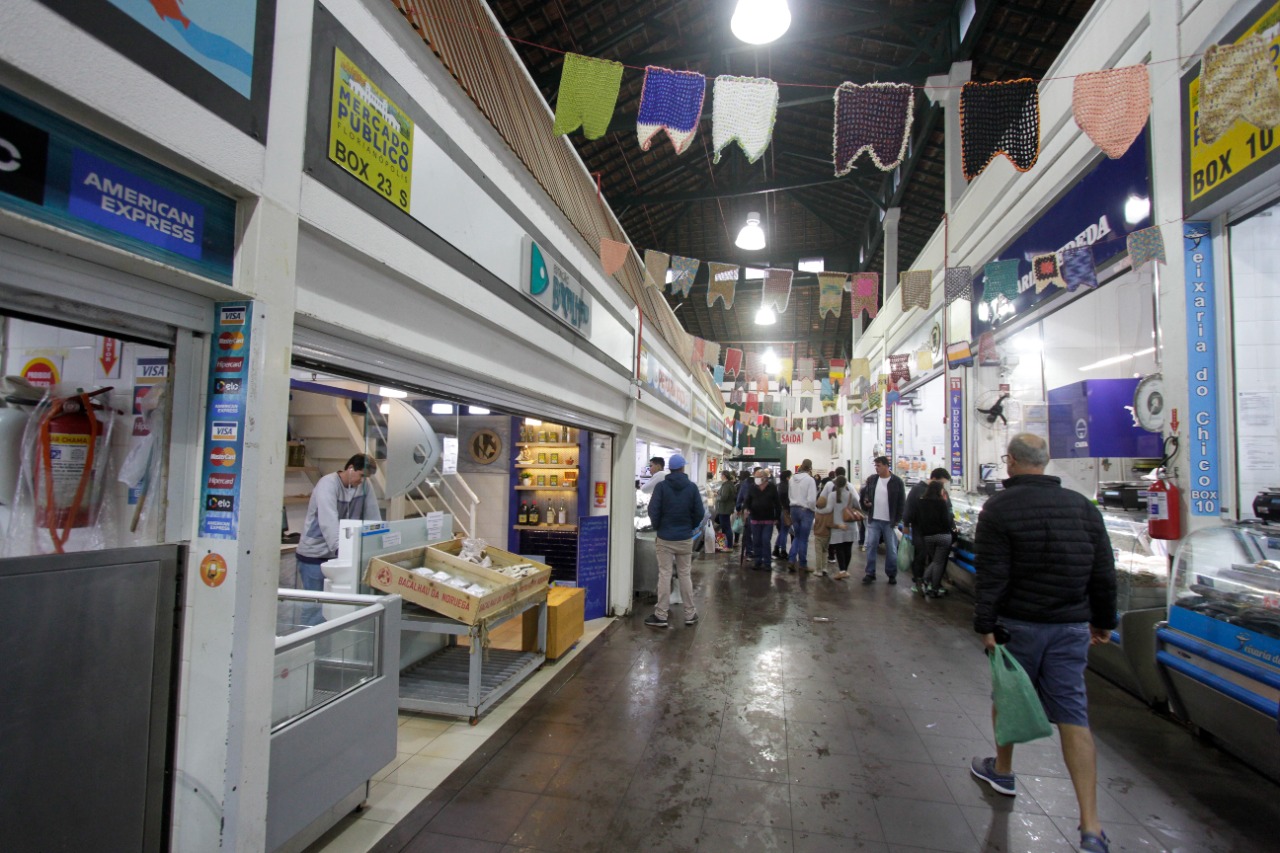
[329,48,413,213]
[1183,0,1280,214]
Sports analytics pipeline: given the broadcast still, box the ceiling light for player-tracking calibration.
[799,257,825,273]
[755,305,776,325]
[731,0,792,45]
[1124,195,1151,225]
[378,386,407,398]
[524,418,542,426]
[430,403,454,414]
[468,406,490,415]
[763,348,781,373]
[735,211,766,251]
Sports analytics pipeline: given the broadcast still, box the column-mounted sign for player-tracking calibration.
[198,303,253,539]
[328,48,413,213]
[521,236,593,338]
[884,403,895,469]
[1184,223,1220,515]
[949,377,964,480]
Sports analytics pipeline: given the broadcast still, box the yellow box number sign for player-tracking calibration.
[329,48,413,212]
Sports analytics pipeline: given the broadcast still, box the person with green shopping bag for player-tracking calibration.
[970,433,1117,853]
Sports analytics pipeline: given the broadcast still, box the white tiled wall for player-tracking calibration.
[1230,205,1280,517]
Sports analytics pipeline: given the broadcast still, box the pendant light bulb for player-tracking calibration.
[736,211,766,251]
[731,0,792,45]
[755,305,776,325]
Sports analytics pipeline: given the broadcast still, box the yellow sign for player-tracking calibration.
[199,552,228,588]
[21,356,60,388]
[329,48,413,212]
[1185,1,1280,208]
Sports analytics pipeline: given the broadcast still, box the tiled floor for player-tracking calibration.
[312,547,1280,853]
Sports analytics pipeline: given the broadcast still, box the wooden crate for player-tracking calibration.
[523,585,585,660]
[365,543,549,625]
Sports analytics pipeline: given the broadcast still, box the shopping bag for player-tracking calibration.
[731,514,744,535]
[990,645,1053,745]
[898,533,915,569]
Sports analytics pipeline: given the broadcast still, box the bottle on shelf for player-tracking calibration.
[545,499,553,525]
[517,501,527,525]
[557,502,566,525]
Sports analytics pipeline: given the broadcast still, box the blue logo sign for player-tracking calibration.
[528,242,549,295]
[1184,221,1219,515]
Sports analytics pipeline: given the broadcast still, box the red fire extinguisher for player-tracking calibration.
[1148,473,1181,540]
[33,387,113,552]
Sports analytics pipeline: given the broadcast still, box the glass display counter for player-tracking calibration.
[1157,523,1280,781]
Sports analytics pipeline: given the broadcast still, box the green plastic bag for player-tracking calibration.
[990,645,1053,745]
[898,533,915,569]
[731,514,744,535]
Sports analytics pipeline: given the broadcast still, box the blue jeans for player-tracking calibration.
[776,514,790,554]
[750,521,774,567]
[863,519,899,578]
[295,555,327,625]
[788,507,814,567]
[716,513,735,549]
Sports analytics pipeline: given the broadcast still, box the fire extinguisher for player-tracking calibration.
[1148,436,1181,541]
[33,387,113,552]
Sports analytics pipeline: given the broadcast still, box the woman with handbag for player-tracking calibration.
[825,476,865,579]
[714,471,737,551]
[811,478,834,576]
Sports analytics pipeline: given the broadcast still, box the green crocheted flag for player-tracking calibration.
[553,54,625,139]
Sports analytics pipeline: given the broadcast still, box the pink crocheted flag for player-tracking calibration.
[960,79,1041,180]
[552,53,624,140]
[900,269,932,311]
[889,354,911,384]
[945,266,973,305]
[796,357,815,381]
[643,249,670,289]
[691,337,705,365]
[1032,253,1065,293]
[978,331,1000,366]
[668,255,700,297]
[1127,225,1166,270]
[637,66,707,155]
[851,272,880,319]
[818,272,848,319]
[762,269,793,313]
[1061,246,1098,291]
[744,350,763,378]
[982,259,1021,303]
[1072,65,1150,159]
[723,347,743,378]
[745,393,758,413]
[707,262,738,308]
[600,238,629,275]
[833,82,915,174]
[1199,35,1280,145]
[712,75,779,164]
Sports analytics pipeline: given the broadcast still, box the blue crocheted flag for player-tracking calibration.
[637,67,707,155]
[1061,246,1098,291]
[1127,225,1166,270]
[668,255,700,297]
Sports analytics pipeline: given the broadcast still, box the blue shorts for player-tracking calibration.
[1002,617,1091,727]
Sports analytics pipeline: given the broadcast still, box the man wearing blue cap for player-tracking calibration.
[644,453,704,629]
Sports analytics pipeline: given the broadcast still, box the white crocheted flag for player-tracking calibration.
[796,358,815,380]
[643,249,669,289]
[712,75,779,164]
[668,255,700,297]
[762,269,793,313]
[637,66,707,155]
[702,340,721,367]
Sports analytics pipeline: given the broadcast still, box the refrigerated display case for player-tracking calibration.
[1157,523,1280,782]
[945,490,983,595]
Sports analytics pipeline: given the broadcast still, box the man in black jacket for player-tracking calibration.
[860,456,906,584]
[970,433,1116,853]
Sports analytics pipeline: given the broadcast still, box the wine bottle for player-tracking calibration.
[557,502,566,525]
[518,501,527,525]
[545,500,553,525]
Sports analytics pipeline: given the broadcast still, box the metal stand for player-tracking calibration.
[398,593,547,725]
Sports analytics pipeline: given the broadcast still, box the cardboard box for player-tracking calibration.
[523,585,585,660]
[365,542,550,625]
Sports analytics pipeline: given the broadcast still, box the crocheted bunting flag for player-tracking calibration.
[946,341,974,369]
[916,348,933,373]
[779,357,793,385]
[945,266,973,305]
[982,258,1021,303]
[667,255,700,297]
[800,396,814,413]
[1200,35,1280,145]
[818,272,847,318]
[691,337,705,366]
[734,370,748,390]
[762,394,773,412]
[900,269,932,311]
[762,269,793,313]
[600,238,629,275]
[552,53,624,140]
[712,75,779,164]
[729,387,745,405]
[707,262,738,308]
[820,378,834,400]
[849,357,871,383]
[851,272,880,318]
[744,350,762,379]
[833,82,915,174]
[1032,252,1065,293]
[745,392,759,413]
[713,364,725,384]
[702,340,721,367]
[643,249,670,290]
[796,357,815,381]
[960,79,1041,180]
[828,359,847,381]
[977,331,1000,366]
[1128,225,1166,270]
[889,353,911,384]
[886,381,901,408]
[723,347,743,378]
[1072,65,1150,159]
[1061,246,1098,291]
[637,66,707,155]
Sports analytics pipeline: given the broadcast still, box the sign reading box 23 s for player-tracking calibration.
[329,48,413,213]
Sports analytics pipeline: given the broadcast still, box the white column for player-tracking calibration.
[608,396,639,615]
[924,61,973,214]
[882,207,902,305]
[169,0,310,849]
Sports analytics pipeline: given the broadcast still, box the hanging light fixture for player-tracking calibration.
[731,0,792,45]
[755,305,776,325]
[735,211,766,250]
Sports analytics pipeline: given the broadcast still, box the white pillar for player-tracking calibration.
[608,397,638,616]
[882,207,902,306]
[925,62,973,214]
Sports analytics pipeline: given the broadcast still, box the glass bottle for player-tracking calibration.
[518,501,527,525]
[557,502,566,525]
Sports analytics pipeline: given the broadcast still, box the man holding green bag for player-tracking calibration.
[970,433,1117,853]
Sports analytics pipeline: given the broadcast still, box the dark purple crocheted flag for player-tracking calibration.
[833,82,915,174]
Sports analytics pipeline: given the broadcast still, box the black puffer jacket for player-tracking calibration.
[973,474,1117,634]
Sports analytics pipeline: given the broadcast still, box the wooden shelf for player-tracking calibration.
[515,463,577,469]
[515,486,576,491]
[514,524,578,532]
[515,442,578,448]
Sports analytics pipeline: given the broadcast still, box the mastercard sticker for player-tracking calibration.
[210,446,237,467]
[218,331,245,351]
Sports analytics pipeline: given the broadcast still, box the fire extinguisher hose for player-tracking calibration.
[37,387,112,554]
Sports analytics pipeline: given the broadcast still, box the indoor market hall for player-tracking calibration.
[327,545,1280,853]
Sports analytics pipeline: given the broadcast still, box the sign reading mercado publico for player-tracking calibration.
[329,48,413,213]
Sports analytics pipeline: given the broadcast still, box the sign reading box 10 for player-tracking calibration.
[521,236,593,338]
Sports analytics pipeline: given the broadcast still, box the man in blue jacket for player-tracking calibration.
[644,454,704,629]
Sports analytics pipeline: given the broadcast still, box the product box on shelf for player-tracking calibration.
[365,542,550,625]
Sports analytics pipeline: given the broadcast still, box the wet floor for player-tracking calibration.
[370,547,1280,852]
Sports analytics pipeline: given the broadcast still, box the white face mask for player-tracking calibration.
[755,476,766,485]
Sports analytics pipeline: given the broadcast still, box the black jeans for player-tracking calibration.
[833,541,853,574]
